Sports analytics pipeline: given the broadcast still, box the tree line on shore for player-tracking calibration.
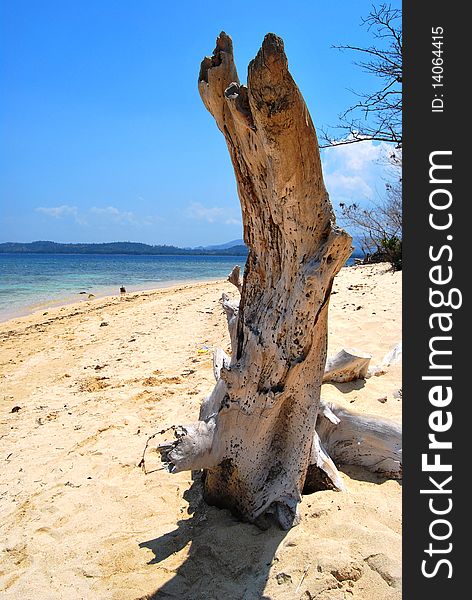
[0,240,249,256]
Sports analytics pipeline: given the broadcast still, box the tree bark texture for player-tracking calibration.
[159,32,354,529]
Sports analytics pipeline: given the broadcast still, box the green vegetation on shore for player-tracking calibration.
[0,241,249,256]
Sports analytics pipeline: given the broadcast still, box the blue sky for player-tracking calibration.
[0,0,400,247]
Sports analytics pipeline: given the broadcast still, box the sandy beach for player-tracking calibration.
[0,263,401,600]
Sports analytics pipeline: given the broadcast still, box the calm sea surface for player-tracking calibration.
[0,252,356,322]
[0,253,249,321]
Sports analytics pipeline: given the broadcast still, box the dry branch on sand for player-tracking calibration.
[155,32,401,529]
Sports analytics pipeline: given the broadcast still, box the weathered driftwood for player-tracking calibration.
[220,284,373,385]
[159,291,402,516]
[213,347,231,382]
[382,341,402,366]
[209,347,347,493]
[159,343,403,494]
[305,404,346,493]
[318,344,402,479]
[220,293,382,384]
[213,350,401,483]
[367,341,402,377]
[210,307,402,488]
[227,265,243,293]
[218,288,391,386]
[158,32,352,529]
[160,331,401,517]
[316,402,402,479]
[323,348,372,383]
[219,293,239,352]
[222,353,402,485]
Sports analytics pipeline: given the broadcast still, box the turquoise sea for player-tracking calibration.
[0,253,249,322]
[0,252,357,322]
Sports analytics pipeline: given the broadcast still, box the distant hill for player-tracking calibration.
[202,239,244,250]
[0,237,366,259]
[0,240,249,256]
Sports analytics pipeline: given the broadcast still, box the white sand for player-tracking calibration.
[0,263,401,599]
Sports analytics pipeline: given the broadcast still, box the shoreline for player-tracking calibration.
[0,276,229,325]
[0,261,362,325]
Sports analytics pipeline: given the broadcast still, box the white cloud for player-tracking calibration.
[36,205,78,218]
[186,202,241,226]
[324,172,373,199]
[323,139,390,172]
[35,204,159,228]
[224,216,242,226]
[321,139,395,207]
[90,206,137,224]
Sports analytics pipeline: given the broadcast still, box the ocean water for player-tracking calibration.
[0,252,357,322]
[0,253,249,321]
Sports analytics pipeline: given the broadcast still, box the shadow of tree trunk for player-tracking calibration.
[138,474,288,599]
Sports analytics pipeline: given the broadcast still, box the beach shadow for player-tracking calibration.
[325,379,367,393]
[139,475,287,599]
[340,464,403,486]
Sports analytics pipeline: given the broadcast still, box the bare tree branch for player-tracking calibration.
[321,3,402,149]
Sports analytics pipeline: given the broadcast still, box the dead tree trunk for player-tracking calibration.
[158,32,352,529]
